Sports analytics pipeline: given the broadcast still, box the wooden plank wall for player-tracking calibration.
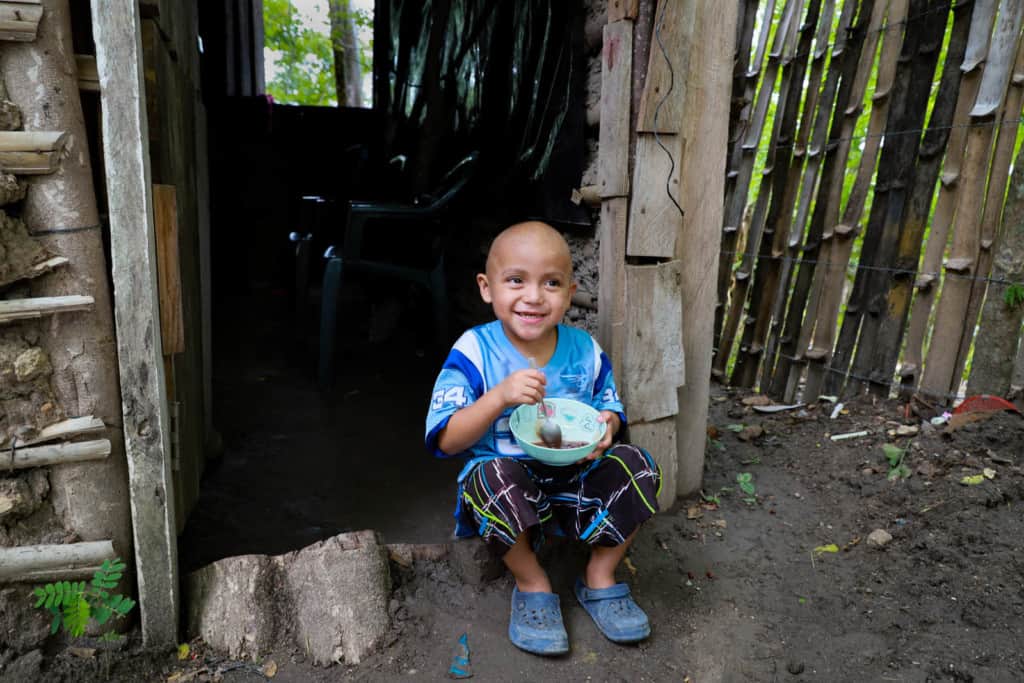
[140,1,210,534]
[596,0,735,504]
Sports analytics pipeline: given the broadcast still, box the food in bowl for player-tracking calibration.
[509,397,607,466]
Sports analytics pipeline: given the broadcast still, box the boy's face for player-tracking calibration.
[477,225,577,353]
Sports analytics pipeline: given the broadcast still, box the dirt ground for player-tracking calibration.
[4,288,1023,682]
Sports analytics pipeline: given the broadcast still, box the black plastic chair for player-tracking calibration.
[318,152,479,387]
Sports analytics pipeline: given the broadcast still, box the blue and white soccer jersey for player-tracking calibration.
[424,320,626,459]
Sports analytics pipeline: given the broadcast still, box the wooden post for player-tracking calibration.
[675,0,736,497]
[91,0,178,647]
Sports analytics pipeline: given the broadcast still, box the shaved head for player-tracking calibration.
[485,221,573,276]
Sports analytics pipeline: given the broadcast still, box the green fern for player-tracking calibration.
[30,558,136,639]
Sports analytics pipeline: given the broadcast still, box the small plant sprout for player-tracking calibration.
[1004,283,1024,309]
[883,443,911,480]
[736,472,757,504]
[32,558,136,637]
[701,489,722,506]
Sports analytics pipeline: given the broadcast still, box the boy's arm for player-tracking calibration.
[436,368,547,454]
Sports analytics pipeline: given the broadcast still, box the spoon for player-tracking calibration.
[528,357,563,448]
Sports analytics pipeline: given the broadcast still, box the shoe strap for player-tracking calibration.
[579,582,630,601]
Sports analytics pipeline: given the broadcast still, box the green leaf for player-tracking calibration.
[882,444,904,467]
[726,424,745,433]
[44,583,56,609]
[63,596,90,638]
[813,544,839,555]
[114,597,136,616]
[50,611,61,635]
[93,605,112,625]
[33,587,46,608]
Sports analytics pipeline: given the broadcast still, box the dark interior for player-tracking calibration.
[172,0,595,571]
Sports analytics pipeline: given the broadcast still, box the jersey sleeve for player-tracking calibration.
[425,335,486,458]
[591,341,627,428]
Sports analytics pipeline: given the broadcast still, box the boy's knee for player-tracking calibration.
[607,444,659,477]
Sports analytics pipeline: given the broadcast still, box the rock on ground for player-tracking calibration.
[186,530,390,666]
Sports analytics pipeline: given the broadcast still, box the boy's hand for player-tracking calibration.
[577,411,620,463]
[495,369,547,408]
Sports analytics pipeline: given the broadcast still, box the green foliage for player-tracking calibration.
[736,472,757,504]
[32,558,136,638]
[263,0,373,107]
[882,443,910,480]
[1004,283,1024,309]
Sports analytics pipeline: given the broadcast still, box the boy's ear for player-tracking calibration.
[476,273,493,303]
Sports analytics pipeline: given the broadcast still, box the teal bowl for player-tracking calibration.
[509,397,606,466]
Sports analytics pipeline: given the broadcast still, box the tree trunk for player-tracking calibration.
[329,0,362,107]
[0,0,131,557]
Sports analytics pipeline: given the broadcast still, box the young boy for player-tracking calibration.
[425,221,661,655]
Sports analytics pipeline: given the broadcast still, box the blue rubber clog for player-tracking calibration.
[508,587,570,655]
[574,578,650,643]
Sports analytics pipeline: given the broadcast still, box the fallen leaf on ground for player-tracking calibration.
[712,519,727,529]
[960,474,985,486]
[177,644,190,660]
[738,425,764,442]
[742,395,773,406]
[842,537,861,551]
[261,660,278,678]
[67,647,96,659]
[813,544,839,555]
[726,424,746,432]
[983,468,996,479]
[948,412,995,431]
[624,557,638,576]
[687,505,703,520]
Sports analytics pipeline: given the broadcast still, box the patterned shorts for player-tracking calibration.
[458,444,661,555]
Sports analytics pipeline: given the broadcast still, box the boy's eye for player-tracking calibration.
[545,279,562,288]
[507,276,523,285]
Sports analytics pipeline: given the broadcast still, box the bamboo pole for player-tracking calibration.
[865,2,972,398]
[968,84,1024,395]
[0,541,114,583]
[10,415,106,448]
[0,1,42,43]
[0,294,94,323]
[952,33,1024,386]
[824,0,934,397]
[760,0,837,390]
[732,0,824,388]
[715,0,780,355]
[796,0,897,400]
[845,0,949,396]
[713,0,798,380]
[4,439,111,469]
[920,0,1023,401]
[766,0,858,399]
[900,1,993,393]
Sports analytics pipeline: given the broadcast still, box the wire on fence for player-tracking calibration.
[718,249,1024,289]
[755,1,957,78]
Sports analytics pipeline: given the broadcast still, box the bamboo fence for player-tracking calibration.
[714,0,1024,403]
